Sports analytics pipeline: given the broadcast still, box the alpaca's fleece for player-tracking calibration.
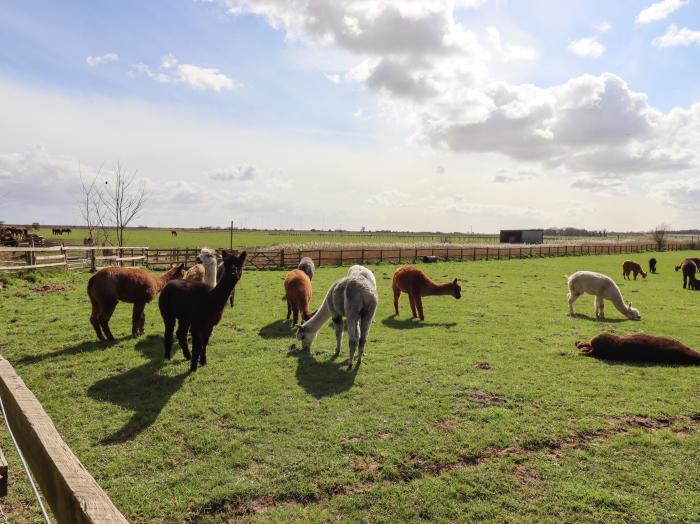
[285,269,313,324]
[567,271,640,320]
[577,332,700,364]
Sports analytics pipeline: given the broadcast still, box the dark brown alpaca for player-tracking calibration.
[87,264,185,340]
[392,265,461,320]
[678,259,699,289]
[284,269,313,324]
[622,260,647,280]
[648,257,657,274]
[159,251,246,371]
[171,229,177,236]
[576,333,700,365]
[674,257,700,272]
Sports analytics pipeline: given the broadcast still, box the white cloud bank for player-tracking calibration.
[652,24,700,47]
[132,53,240,92]
[86,53,119,67]
[567,37,605,58]
[636,0,689,24]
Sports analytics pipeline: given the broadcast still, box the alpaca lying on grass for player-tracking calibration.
[88,264,185,340]
[159,251,246,371]
[678,259,699,289]
[622,260,647,280]
[297,257,315,280]
[285,269,313,324]
[185,248,217,286]
[392,265,461,320]
[648,257,657,274]
[576,333,700,364]
[296,265,378,370]
[567,271,640,320]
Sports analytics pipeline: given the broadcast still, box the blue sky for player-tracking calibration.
[1,0,700,231]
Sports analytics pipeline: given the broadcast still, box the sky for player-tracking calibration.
[1,0,700,233]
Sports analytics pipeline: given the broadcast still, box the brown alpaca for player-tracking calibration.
[87,264,185,340]
[576,333,700,364]
[185,264,205,282]
[171,229,177,236]
[674,257,700,272]
[622,260,647,280]
[679,259,699,289]
[392,265,461,320]
[284,269,313,325]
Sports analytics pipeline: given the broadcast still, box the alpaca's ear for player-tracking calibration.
[239,251,247,264]
[453,278,459,284]
[178,263,185,271]
[221,250,228,258]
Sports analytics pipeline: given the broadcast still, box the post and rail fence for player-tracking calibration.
[0,241,695,273]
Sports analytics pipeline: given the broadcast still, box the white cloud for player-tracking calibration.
[648,177,700,209]
[487,27,537,62]
[493,168,538,183]
[635,0,688,24]
[86,53,119,67]
[570,175,630,196]
[208,165,257,181]
[652,24,700,47]
[567,37,605,58]
[595,21,612,33]
[366,189,413,207]
[324,73,341,84]
[132,54,240,92]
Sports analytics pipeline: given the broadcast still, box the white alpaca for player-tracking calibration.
[347,264,377,290]
[297,266,378,369]
[185,248,218,287]
[567,271,640,320]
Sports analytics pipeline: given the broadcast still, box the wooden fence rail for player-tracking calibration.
[0,242,696,273]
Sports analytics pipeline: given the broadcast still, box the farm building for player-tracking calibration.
[499,229,544,244]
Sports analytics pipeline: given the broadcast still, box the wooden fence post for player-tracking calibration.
[90,249,96,272]
[280,249,285,268]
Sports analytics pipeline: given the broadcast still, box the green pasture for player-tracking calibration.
[0,251,698,522]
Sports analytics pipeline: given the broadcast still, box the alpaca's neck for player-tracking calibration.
[302,293,333,333]
[203,261,217,287]
[609,290,632,316]
[156,268,177,292]
[209,270,238,312]
[423,280,454,296]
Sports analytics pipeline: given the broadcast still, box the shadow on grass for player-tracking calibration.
[570,314,631,323]
[290,350,357,399]
[87,334,188,444]
[381,315,458,329]
[258,318,294,339]
[15,337,126,365]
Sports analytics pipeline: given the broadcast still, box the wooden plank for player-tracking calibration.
[0,358,128,523]
[0,446,6,497]
[114,256,145,262]
[0,262,67,271]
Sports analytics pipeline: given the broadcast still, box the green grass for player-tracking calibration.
[0,251,699,522]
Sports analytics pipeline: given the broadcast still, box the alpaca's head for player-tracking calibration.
[220,250,247,281]
[626,303,641,320]
[167,263,186,280]
[675,264,682,272]
[296,323,318,351]
[197,247,217,268]
[449,278,462,299]
[641,269,648,279]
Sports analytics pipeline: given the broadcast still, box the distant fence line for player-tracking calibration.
[0,241,696,273]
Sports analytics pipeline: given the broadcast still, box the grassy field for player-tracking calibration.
[1,251,699,522]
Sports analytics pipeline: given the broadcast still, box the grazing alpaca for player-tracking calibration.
[171,230,177,236]
[622,260,647,280]
[159,251,246,371]
[422,255,438,263]
[284,269,313,324]
[348,264,377,290]
[87,264,185,340]
[675,257,700,271]
[648,257,657,274]
[392,266,461,321]
[297,257,315,280]
[679,259,699,289]
[185,248,218,287]
[576,333,700,364]
[296,265,378,370]
[566,271,640,320]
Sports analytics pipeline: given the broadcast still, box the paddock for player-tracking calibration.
[0,251,698,522]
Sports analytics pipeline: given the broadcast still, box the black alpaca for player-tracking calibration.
[577,333,700,365]
[159,251,246,371]
[648,257,656,274]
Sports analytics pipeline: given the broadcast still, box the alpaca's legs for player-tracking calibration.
[595,296,605,319]
[99,300,118,341]
[229,289,235,308]
[415,295,425,321]
[200,326,213,367]
[633,271,638,280]
[90,299,105,340]
[131,303,146,336]
[163,316,176,359]
[623,270,628,280]
[346,317,360,370]
[567,291,581,316]
[392,285,401,315]
[332,316,343,357]
[408,294,417,318]
[176,320,191,360]
[683,274,688,288]
[286,298,291,320]
[292,305,299,326]
[190,326,204,372]
[356,308,375,368]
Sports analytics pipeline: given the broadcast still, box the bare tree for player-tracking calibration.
[652,224,668,251]
[99,163,148,247]
[79,165,109,246]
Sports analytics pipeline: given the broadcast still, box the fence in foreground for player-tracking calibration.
[0,242,695,273]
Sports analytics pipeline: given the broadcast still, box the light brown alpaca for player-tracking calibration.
[392,265,461,320]
[622,260,647,280]
[87,264,184,340]
[284,269,313,324]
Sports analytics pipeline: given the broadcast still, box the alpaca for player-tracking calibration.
[185,248,218,287]
[348,264,377,290]
[679,259,699,289]
[566,271,640,320]
[622,260,647,280]
[422,255,438,263]
[171,230,177,236]
[87,263,185,340]
[159,251,246,371]
[216,253,237,308]
[392,266,460,321]
[648,257,657,274]
[296,266,378,370]
[297,257,315,280]
[576,333,700,364]
[285,269,313,324]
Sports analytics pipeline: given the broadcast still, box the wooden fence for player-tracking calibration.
[0,242,696,273]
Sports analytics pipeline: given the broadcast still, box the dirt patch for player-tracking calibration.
[470,388,508,407]
[29,283,73,294]
[341,433,364,445]
[350,454,381,472]
[473,362,493,370]
[514,464,539,484]
[626,415,673,430]
[429,419,461,433]
[378,432,391,440]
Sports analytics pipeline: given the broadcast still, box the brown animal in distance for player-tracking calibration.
[392,265,461,320]
[284,269,313,325]
[87,264,185,340]
[622,260,647,280]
